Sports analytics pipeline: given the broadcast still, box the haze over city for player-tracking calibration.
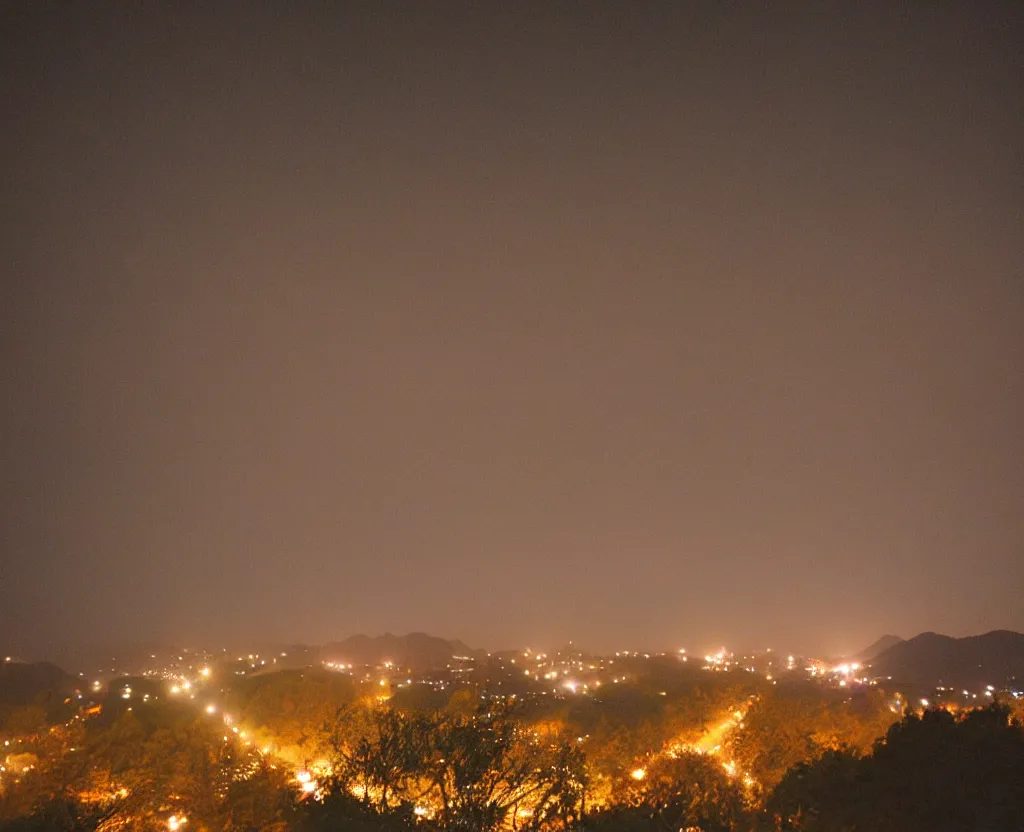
[2,1,1022,663]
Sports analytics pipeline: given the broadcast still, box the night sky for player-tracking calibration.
[2,2,1021,661]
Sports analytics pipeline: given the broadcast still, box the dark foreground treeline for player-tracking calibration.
[1,657,1023,832]
[1,702,1022,832]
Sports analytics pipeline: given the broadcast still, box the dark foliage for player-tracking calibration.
[765,703,1024,831]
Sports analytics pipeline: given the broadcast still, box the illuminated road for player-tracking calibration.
[693,714,738,755]
[660,704,747,763]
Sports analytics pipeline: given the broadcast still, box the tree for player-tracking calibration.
[332,706,432,812]
[317,699,587,831]
[593,750,748,832]
[295,791,417,832]
[764,704,1024,831]
[221,756,295,831]
[730,689,896,791]
[425,701,543,831]
[2,708,47,740]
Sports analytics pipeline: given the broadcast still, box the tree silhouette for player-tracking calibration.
[764,703,1024,831]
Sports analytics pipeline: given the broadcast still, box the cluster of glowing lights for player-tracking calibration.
[296,769,317,794]
[66,642,1024,821]
[703,648,737,671]
[638,705,758,799]
[17,639,1021,832]
[814,661,871,688]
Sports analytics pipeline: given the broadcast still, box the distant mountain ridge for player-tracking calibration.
[321,632,483,671]
[855,634,904,662]
[0,661,77,707]
[869,630,1024,691]
[18,633,484,675]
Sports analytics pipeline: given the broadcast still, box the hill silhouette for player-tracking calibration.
[855,634,904,662]
[321,632,482,671]
[0,661,76,707]
[0,661,79,729]
[869,630,1024,691]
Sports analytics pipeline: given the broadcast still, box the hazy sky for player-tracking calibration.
[2,2,1021,661]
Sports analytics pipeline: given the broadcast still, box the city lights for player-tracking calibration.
[1,630,1017,830]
